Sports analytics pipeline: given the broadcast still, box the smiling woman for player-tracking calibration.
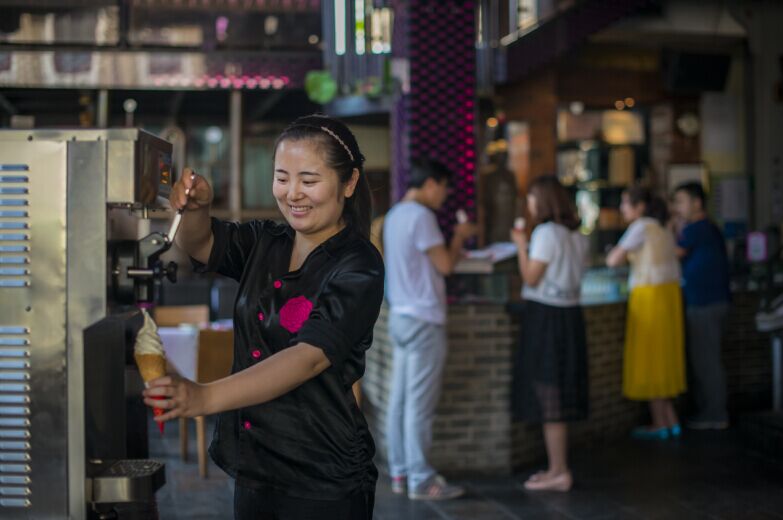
[145,114,383,520]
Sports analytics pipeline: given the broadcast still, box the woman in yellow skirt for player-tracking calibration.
[607,186,686,440]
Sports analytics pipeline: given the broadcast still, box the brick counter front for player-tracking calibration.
[362,294,771,476]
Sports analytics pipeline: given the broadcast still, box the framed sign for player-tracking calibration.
[747,231,768,263]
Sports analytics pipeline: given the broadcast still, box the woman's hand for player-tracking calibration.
[143,374,210,422]
[606,246,628,268]
[170,167,214,212]
[510,227,527,249]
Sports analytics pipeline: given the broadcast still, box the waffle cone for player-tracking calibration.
[134,353,166,383]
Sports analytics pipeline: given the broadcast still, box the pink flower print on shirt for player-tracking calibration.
[279,296,313,333]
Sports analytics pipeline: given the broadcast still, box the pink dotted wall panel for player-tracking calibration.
[392,0,477,236]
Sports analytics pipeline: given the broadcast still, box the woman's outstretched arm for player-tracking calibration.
[143,343,331,422]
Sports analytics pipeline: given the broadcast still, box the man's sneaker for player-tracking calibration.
[686,419,729,430]
[408,475,465,501]
[391,476,407,495]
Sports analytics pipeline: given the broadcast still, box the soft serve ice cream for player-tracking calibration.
[134,309,167,382]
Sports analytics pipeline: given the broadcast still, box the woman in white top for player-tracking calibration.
[607,186,686,440]
[510,176,589,492]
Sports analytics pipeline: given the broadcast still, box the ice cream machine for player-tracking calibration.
[0,129,178,519]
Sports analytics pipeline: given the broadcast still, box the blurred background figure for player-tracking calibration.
[480,141,518,244]
[383,159,476,501]
[673,183,731,430]
[607,186,686,440]
[510,176,589,493]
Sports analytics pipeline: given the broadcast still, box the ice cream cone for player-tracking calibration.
[134,309,168,434]
[134,353,167,434]
[135,353,167,435]
[134,353,166,382]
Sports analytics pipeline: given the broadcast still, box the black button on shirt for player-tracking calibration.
[192,218,384,499]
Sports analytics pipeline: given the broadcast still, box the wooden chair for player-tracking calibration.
[179,329,234,478]
[153,305,210,327]
[153,304,216,476]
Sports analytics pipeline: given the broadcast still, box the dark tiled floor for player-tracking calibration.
[150,418,783,519]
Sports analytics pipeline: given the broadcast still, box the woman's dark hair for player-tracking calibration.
[528,175,580,231]
[625,185,669,225]
[275,114,372,239]
[408,158,453,189]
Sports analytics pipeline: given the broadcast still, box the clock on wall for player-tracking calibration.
[676,112,701,137]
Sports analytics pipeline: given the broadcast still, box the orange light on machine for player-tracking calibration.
[160,169,170,185]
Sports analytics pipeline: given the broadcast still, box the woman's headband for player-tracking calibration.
[288,120,359,165]
[318,126,354,162]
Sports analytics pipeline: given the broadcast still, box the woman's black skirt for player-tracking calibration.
[512,300,589,423]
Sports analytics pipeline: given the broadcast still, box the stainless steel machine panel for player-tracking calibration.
[0,142,69,515]
[0,129,172,519]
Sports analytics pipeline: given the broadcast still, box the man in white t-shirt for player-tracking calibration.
[383,159,476,500]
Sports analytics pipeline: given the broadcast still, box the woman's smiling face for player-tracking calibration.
[273,139,356,236]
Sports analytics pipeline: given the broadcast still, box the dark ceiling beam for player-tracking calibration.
[0,93,18,115]
[501,0,660,84]
[248,89,287,122]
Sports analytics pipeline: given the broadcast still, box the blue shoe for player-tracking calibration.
[631,427,670,440]
[669,424,682,438]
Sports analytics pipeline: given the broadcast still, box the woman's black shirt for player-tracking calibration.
[192,218,384,499]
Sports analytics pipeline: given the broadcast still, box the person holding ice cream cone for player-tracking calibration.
[142,115,382,520]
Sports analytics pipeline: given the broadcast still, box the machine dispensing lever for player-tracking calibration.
[166,211,184,244]
[165,173,195,244]
[110,173,191,304]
